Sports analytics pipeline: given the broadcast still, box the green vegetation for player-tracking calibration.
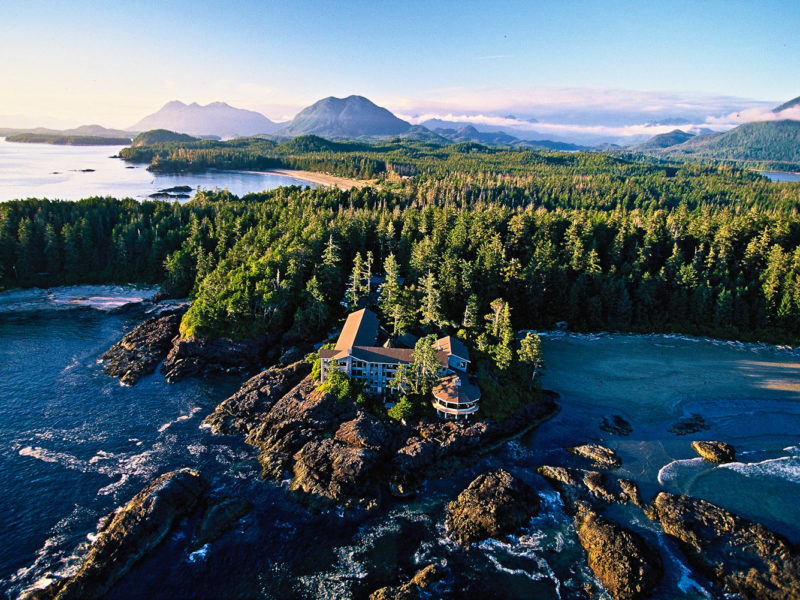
[6,133,131,145]
[3,138,800,418]
[645,120,800,171]
[131,129,199,147]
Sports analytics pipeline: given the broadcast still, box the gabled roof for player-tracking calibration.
[434,336,470,362]
[334,308,379,351]
[349,346,413,364]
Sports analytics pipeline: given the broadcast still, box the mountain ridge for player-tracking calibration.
[129,101,282,137]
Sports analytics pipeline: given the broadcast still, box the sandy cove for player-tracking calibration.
[252,168,375,191]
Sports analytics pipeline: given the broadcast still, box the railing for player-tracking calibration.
[432,399,479,415]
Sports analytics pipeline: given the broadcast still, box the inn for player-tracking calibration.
[319,309,480,419]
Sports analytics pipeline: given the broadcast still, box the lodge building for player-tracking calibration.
[319,309,480,419]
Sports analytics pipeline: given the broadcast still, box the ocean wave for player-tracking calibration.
[657,457,706,486]
[158,406,202,433]
[0,285,158,314]
[187,544,209,563]
[720,456,800,484]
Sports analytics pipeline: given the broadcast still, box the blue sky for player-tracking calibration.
[1,0,798,133]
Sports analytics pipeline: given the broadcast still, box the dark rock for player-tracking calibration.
[648,492,800,600]
[102,308,186,385]
[569,444,622,469]
[537,465,640,513]
[160,335,272,383]
[576,509,663,600]
[203,361,311,434]
[24,469,207,600]
[335,411,394,453]
[290,437,382,511]
[191,497,252,550]
[445,469,540,545]
[278,345,306,365]
[150,283,189,303]
[600,415,633,436]
[668,413,709,436]
[370,564,445,600]
[691,440,736,463]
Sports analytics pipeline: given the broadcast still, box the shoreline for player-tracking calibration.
[251,168,375,191]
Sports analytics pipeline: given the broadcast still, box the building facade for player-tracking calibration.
[319,309,480,419]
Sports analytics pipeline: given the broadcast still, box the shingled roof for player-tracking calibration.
[334,308,379,351]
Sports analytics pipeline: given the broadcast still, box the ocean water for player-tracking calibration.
[761,170,800,182]
[0,138,315,202]
[1,290,799,599]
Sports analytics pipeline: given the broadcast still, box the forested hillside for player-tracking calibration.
[2,154,800,348]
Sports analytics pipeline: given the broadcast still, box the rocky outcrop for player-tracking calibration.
[537,465,641,513]
[290,437,383,511]
[370,564,445,600]
[212,371,559,512]
[600,414,633,436]
[691,440,736,463]
[160,335,271,383]
[202,361,311,434]
[24,469,207,600]
[668,413,709,436]
[102,308,186,385]
[648,492,800,600]
[445,469,540,545]
[191,497,252,550]
[576,509,663,600]
[389,394,560,496]
[569,444,622,469]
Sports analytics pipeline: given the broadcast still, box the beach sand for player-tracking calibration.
[253,169,374,191]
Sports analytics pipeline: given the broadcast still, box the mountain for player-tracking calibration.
[129,101,282,137]
[277,96,412,138]
[1,124,132,139]
[772,96,800,113]
[434,125,520,146]
[653,120,800,167]
[634,129,695,150]
[132,129,199,146]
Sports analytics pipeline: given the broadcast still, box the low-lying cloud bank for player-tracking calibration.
[387,87,796,145]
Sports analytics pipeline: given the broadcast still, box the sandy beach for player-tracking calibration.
[252,169,374,191]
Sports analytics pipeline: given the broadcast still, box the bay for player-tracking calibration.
[761,170,800,182]
[0,138,315,202]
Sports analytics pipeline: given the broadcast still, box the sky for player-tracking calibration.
[1,0,799,140]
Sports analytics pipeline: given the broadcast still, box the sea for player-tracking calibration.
[761,170,800,182]
[1,287,799,599]
[0,137,315,202]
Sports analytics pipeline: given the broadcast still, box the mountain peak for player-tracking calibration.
[278,95,411,138]
[129,101,281,136]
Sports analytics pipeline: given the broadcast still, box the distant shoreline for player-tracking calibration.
[251,168,374,191]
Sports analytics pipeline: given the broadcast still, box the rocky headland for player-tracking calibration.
[203,362,561,512]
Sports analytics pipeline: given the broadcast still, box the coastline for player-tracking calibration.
[250,168,375,191]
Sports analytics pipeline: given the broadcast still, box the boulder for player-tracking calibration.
[668,413,709,436]
[191,497,252,550]
[600,414,633,436]
[649,492,800,600]
[102,308,185,385]
[690,440,736,463]
[160,335,272,383]
[202,361,311,434]
[335,410,394,453]
[569,444,622,469]
[445,469,540,545]
[576,509,663,600]
[537,465,640,513]
[24,469,207,600]
[370,564,445,600]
